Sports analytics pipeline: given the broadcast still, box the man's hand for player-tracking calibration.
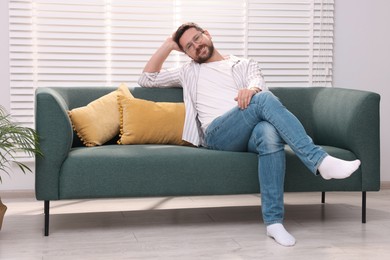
[166,34,182,53]
[234,88,260,109]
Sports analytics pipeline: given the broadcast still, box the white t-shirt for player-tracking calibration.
[196,58,239,133]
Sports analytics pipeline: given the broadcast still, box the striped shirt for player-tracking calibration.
[138,55,267,146]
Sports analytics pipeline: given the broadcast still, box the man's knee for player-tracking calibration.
[252,90,273,101]
[251,91,280,107]
[251,122,284,154]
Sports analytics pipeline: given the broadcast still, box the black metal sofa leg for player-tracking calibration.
[362,191,366,224]
[41,193,367,236]
[44,200,50,236]
[321,191,366,223]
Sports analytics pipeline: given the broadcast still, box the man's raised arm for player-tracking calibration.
[143,36,181,73]
[138,36,182,88]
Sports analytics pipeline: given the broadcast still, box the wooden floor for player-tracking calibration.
[1,189,390,259]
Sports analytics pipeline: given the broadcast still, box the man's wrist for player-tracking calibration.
[249,87,261,94]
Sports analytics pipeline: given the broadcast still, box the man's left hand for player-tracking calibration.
[234,88,260,109]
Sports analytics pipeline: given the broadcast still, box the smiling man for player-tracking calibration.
[138,22,361,247]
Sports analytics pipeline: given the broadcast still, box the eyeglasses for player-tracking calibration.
[184,31,204,53]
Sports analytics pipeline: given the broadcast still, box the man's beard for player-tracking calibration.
[194,43,214,63]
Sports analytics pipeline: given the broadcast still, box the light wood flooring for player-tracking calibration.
[1,188,390,259]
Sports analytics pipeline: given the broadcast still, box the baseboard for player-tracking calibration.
[0,190,35,199]
[381,181,390,189]
[2,183,390,199]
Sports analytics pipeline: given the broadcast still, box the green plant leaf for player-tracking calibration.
[0,105,43,183]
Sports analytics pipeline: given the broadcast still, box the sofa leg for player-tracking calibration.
[321,192,325,203]
[44,200,50,236]
[362,192,366,224]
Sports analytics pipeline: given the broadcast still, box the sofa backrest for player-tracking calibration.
[43,86,380,152]
[51,86,319,147]
[47,86,184,147]
[131,87,184,103]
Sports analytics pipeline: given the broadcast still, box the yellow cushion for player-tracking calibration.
[118,95,187,145]
[68,83,133,146]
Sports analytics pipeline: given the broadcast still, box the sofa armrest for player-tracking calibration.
[35,88,74,200]
[312,87,381,190]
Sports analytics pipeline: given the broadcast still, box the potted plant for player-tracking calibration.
[0,105,42,230]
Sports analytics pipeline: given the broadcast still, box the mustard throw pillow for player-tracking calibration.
[118,95,187,145]
[68,83,133,146]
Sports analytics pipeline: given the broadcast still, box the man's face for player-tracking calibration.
[179,28,214,63]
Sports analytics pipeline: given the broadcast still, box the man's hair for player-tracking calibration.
[174,22,204,51]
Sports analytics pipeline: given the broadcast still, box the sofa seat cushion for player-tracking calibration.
[59,144,361,199]
[59,145,259,199]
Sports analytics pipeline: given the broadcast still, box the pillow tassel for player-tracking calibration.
[68,111,93,147]
[117,95,124,145]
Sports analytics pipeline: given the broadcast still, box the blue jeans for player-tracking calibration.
[204,91,327,225]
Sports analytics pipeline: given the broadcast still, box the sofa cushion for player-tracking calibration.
[58,145,259,199]
[118,95,187,145]
[57,144,361,199]
[68,83,133,146]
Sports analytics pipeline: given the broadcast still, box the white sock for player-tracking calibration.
[266,223,296,247]
[318,155,361,180]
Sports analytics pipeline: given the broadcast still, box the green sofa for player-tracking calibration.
[35,86,381,236]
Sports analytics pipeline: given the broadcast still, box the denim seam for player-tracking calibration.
[265,219,284,226]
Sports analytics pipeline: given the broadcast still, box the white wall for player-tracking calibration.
[333,0,390,182]
[1,0,389,190]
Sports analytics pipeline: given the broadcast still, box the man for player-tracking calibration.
[138,22,361,247]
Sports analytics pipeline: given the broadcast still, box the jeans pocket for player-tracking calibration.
[204,122,222,150]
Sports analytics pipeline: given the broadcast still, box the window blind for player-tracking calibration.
[175,0,246,63]
[247,0,334,87]
[9,0,334,128]
[110,0,175,85]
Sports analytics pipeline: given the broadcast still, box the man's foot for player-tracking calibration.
[266,223,296,247]
[318,155,361,180]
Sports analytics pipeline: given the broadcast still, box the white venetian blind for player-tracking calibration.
[174,0,246,63]
[110,0,175,85]
[9,0,108,127]
[312,0,334,86]
[9,0,35,126]
[247,0,334,87]
[9,0,334,128]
